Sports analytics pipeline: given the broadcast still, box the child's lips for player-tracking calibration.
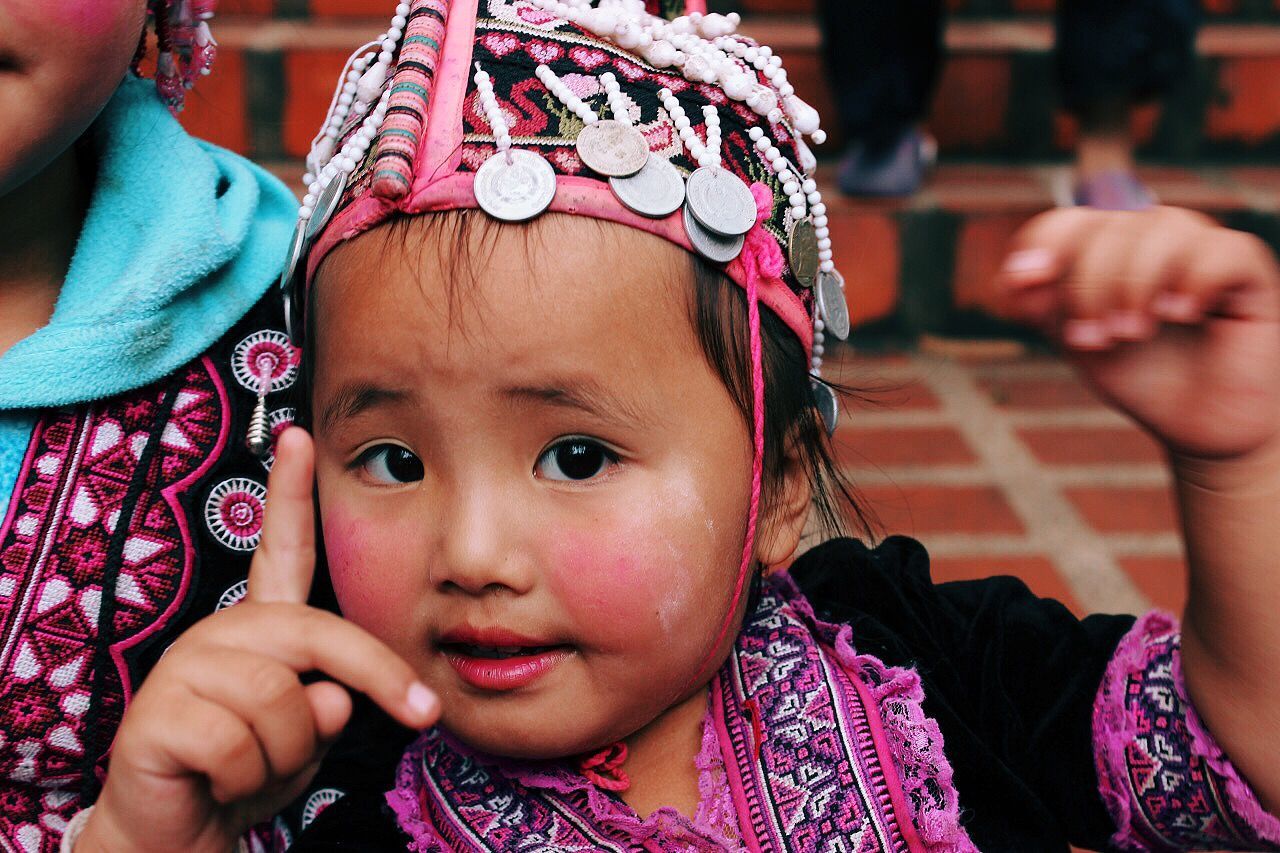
[441,645,574,692]
[437,626,575,691]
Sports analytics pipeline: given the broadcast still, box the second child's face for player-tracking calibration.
[312,216,759,759]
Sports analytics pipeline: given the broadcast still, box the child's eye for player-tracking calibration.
[535,438,618,482]
[357,444,425,484]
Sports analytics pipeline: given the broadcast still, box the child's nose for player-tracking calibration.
[431,487,535,596]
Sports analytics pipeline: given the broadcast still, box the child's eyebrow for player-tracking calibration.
[500,379,647,429]
[317,382,411,432]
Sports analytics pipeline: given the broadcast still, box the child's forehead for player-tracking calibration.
[314,213,701,366]
[322,212,690,307]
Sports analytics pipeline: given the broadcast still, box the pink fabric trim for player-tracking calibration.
[420,0,477,189]
[0,420,45,544]
[391,729,740,850]
[1094,611,1280,850]
[710,676,766,850]
[1178,653,1280,844]
[692,712,745,849]
[114,357,232,701]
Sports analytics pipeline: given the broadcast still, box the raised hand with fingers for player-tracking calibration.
[999,206,1280,462]
[74,428,440,853]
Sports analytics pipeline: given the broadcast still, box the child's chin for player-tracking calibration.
[441,709,624,762]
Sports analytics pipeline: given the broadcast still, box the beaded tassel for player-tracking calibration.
[246,362,273,458]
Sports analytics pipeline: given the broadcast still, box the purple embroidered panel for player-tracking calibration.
[0,360,227,853]
[389,577,974,852]
[1093,611,1280,851]
[713,581,911,852]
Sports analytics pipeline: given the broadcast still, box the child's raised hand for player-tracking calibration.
[1000,207,1280,462]
[76,429,439,853]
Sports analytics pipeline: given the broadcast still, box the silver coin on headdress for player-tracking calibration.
[685,166,757,237]
[609,155,686,218]
[788,219,820,289]
[306,171,348,240]
[683,204,744,264]
[280,221,308,346]
[816,269,851,341]
[577,120,650,178]
[811,379,839,435]
[474,149,558,222]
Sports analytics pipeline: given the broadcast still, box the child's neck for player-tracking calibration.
[620,687,708,820]
[0,146,88,359]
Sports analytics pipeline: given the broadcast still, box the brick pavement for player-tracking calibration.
[826,346,1187,619]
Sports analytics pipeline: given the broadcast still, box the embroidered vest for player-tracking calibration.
[0,299,314,853]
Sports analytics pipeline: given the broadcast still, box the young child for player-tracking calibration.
[72,1,1280,850]
[0,1,309,848]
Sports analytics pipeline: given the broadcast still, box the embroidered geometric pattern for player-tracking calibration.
[714,583,911,852]
[1094,613,1280,852]
[388,578,963,851]
[0,360,227,853]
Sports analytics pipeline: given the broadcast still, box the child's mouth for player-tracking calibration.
[444,643,564,660]
[438,635,574,692]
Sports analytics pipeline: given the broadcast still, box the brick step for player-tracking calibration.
[818,162,1280,336]
[181,17,1280,163]
[255,159,1280,337]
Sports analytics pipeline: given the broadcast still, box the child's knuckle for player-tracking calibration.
[245,660,299,709]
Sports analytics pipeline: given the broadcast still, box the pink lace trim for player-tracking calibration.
[692,711,747,850]
[1093,611,1280,851]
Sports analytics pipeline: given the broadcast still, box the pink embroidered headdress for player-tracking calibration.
[279,0,848,704]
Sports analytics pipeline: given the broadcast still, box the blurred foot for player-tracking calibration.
[837,128,935,197]
[1073,170,1155,211]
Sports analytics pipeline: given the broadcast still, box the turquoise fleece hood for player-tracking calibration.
[0,74,298,408]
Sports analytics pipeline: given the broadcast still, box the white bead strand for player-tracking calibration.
[474,64,515,160]
[301,1,411,201]
[660,88,707,165]
[537,64,600,126]
[599,72,632,126]
[701,105,722,169]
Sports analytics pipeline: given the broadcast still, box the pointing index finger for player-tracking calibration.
[248,428,317,604]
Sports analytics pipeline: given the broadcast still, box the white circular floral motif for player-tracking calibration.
[232,330,298,395]
[258,407,298,473]
[204,478,267,552]
[301,788,346,828]
[216,579,249,611]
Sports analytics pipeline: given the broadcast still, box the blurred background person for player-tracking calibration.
[819,0,1200,206]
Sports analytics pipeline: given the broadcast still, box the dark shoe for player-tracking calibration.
[837,129,934,198]
[1073,170,1155,210]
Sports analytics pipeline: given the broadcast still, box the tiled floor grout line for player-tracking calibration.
[844,463,1171,487]
[912,355,1151,614]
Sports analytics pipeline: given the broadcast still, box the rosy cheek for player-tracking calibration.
[549,527,702,641]
[322,511,410,627]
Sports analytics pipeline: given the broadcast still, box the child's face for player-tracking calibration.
[312,216,760,758]
[0,0,145,195]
